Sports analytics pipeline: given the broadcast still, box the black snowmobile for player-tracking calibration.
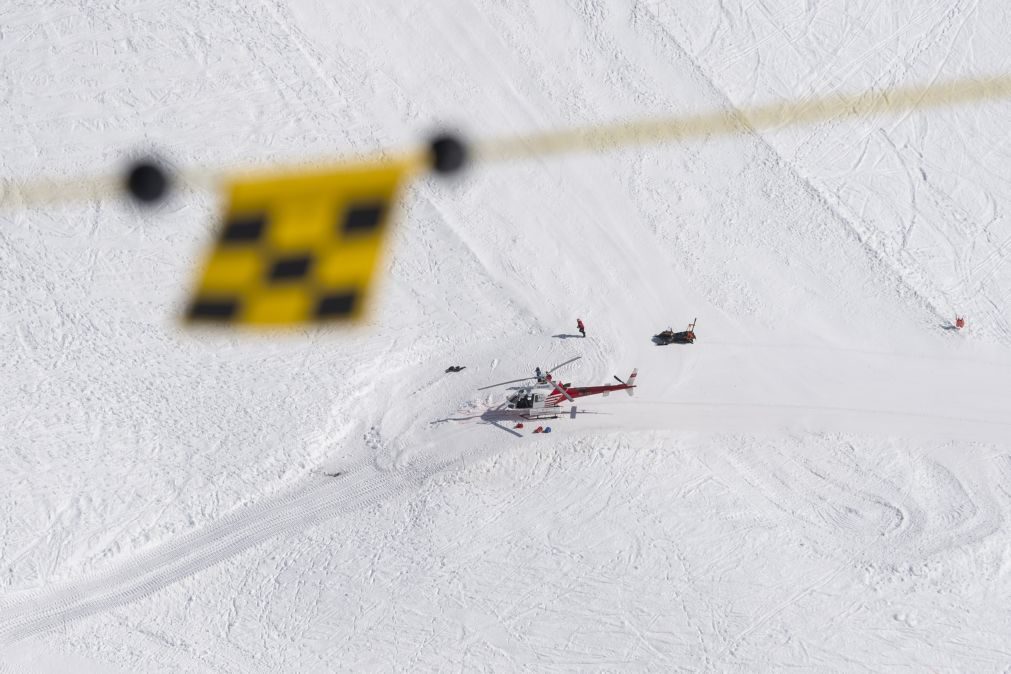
[653,318,697,345]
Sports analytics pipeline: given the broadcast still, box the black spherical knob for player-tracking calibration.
[125,160,170,204]
[429,134,468,175]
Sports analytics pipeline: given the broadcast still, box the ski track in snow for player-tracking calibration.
[0,458,459,644]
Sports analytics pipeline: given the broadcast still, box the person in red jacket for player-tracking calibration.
[576,318,585,338]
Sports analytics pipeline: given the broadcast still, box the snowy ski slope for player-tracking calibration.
[2,1,1011,671]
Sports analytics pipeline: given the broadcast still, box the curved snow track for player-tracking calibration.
[0,459,453,644]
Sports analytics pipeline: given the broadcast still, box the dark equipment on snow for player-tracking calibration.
[445,365,466,373]
[654,318,697,345]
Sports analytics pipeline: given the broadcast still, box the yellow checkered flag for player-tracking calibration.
[186,156,420,326]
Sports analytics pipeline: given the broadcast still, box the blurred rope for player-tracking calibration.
[0,149,429,209]
[475,74,1011,161]
[0,166,217,209]
[2,75,1010,208]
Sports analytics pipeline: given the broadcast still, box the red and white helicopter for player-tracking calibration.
[478,356,638,419]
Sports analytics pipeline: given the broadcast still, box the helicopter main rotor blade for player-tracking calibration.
[478,376,532,391]
[547,355,582,374]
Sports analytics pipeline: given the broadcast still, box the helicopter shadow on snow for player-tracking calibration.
[431,405,610,438]
[430,406,523,436]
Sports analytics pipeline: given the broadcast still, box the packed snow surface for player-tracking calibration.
[2,1,1011,671]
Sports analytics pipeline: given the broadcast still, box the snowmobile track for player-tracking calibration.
[0,460,450,644]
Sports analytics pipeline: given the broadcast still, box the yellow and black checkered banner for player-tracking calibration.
[186,157,417,326]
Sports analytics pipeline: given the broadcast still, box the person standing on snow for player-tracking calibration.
[576,318,585,338]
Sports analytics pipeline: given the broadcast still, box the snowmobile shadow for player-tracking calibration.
[552,333,583,339]
[653,333,692,345]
